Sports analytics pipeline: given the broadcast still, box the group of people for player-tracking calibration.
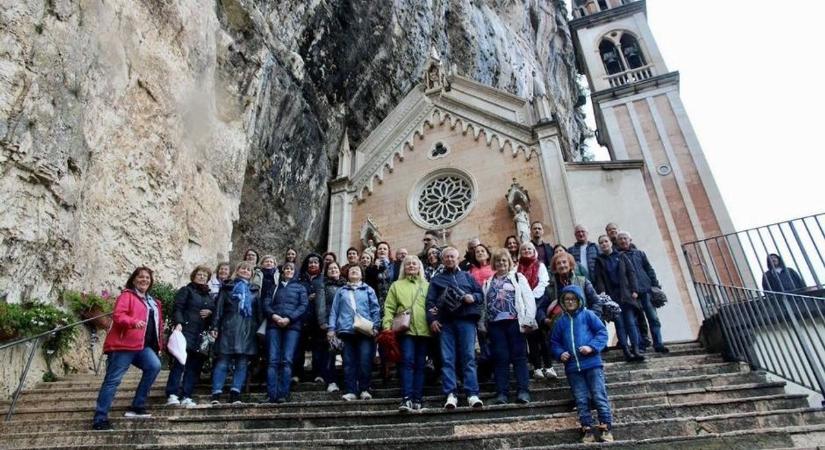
[91,220,672,444]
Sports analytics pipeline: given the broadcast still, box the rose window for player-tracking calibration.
[413,172,474,228]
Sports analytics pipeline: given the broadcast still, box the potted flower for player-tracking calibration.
[64,290,113,329]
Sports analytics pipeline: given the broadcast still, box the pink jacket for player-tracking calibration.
[103,289,165,353]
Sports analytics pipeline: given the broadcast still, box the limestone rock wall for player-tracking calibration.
[0,0,585,301]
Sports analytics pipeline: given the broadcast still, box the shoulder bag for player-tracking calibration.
[349,290,374,336]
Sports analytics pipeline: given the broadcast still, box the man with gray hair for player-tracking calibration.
[568,225,598,281]
[426,247,484,409]
[617,231,668,353]
[459,238,480,271]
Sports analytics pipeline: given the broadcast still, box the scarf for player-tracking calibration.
[518,255,540,289]
[190,281,210,295]
[231,278,254,318]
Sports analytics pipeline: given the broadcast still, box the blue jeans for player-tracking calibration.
[439,318,479,396]
[211,354,249,395]
[341,334,374,394]
[165,350,205,399]
[488,319,530,396]
[266,327,301,400]
[93,347,161,424]
[639,293,663,349]
[613,304,641,354]
[567,366,612,428]
[399,335,428,401]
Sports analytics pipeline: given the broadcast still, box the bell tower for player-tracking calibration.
[570,0,738,323]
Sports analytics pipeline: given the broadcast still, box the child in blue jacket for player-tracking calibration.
[550,284,613,443]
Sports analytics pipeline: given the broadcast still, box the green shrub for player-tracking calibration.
[148,281,177,331]
[63,289,114,317]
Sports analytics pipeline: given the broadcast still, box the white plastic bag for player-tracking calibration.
[168,329,187,365]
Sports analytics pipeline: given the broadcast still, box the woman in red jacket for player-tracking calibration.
[92,267,164,430]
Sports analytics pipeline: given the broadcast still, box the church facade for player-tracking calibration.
[328,0,733,342]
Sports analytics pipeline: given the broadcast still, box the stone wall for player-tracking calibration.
[0,0,585,302]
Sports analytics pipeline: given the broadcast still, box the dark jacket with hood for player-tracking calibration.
[620,247,660,294]
[593,250,640,309]
[426,267,483,323]
[762,253,806,293]
[316,276,346,328]
[173,282,216,351]
[212,278,261,356]
[298,253,324,326]
[550,285,608,374]
[264,278,308,332]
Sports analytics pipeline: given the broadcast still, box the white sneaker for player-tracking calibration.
[359,391,372,400]
[544,367,559,379]
[180,398,196,408]
[314,376,325,384]
[124,409,151,419]
[326,383,340,393]
[533,369,545,379]
[468,395,483,408]
[291,376,300,384]
[444,393,458,409]
[342,393,358,401]
[165,394,180,406]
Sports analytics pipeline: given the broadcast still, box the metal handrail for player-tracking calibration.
[1,311,112,421]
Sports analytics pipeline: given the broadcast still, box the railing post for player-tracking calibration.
[5,336,41,422]
[780,296,825,401]
[790,221,822,289]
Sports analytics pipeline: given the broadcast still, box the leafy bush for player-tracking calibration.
[148,281,177,331]
[0,301,77,360]
[63,290,114,317]
[0,302,27,341]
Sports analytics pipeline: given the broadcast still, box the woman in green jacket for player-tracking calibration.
[382,255,430,412]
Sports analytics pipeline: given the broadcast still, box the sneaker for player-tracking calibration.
[124,408,151,419]
[412,401,423,412]
[180,398,197,408]
[342,393,358,401]
[359,391,372,400]
[326,382,340,393]
[597,424,614,442]
[491,394,508,405]
[543,367,558,379]
[92,420,112,431]
[291,376,300,384]
[532,369,545,379]
[444,393,458,409]
[468,395,483,408]
[229,391,242,404]
[210,393,221,405]
[314,376,325,384]
[165,394,180,406]
[398,399,413,412]
[275,397,286,404]
[581,427,596,444]
[516,391,531,404]
[655,346,670,354]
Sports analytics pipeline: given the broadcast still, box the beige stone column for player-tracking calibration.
[535,125,576,244]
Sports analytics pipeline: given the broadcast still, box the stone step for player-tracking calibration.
[3,370,768,413]
[6,407,821,449]
[25,351,726,392]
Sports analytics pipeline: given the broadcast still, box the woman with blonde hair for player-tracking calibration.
[209,261,261,404]
[382,255,430,411]
[481,249,537,404]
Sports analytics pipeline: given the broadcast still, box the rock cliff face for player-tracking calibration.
[0,0,585,300]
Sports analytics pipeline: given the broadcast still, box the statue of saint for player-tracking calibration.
[513,204,530,244]
[363,238,377,259]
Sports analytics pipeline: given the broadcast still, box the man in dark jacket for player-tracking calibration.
[568,224,598,281]
[762,253,806,293]
[459,238,480,271]
[392,248,409,281]
[426,247,484,409]
[617,231,668,353]
[530,221,555,268]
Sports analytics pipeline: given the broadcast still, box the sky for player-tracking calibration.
[580,0,825,231]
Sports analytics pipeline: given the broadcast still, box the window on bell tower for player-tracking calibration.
[599,39,625,75]
[620,34,646,69]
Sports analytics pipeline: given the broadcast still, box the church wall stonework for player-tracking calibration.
[566,165,698,341]
[349,121,553,256]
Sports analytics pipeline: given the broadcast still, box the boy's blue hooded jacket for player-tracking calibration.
[550,284,608,374]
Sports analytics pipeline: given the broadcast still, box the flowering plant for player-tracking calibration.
[64,289,114,317]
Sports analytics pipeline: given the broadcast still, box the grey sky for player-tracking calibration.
[581,0,824,230]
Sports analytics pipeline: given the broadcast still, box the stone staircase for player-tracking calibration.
[2,341,824,449]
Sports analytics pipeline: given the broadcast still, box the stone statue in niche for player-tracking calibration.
[360,216,382,256]
[423,46,445,91]
[505,178,532,243]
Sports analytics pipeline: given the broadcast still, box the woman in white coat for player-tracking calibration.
[481,248,537,404]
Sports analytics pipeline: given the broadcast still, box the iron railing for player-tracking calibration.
[0,312,112,421]
[683,213,825,400]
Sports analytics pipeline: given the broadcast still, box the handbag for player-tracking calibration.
[197,330,215,356]
[650,287,668,308]
[392,310,411,333]
[348,290,374,336]
[437,286,464,314]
